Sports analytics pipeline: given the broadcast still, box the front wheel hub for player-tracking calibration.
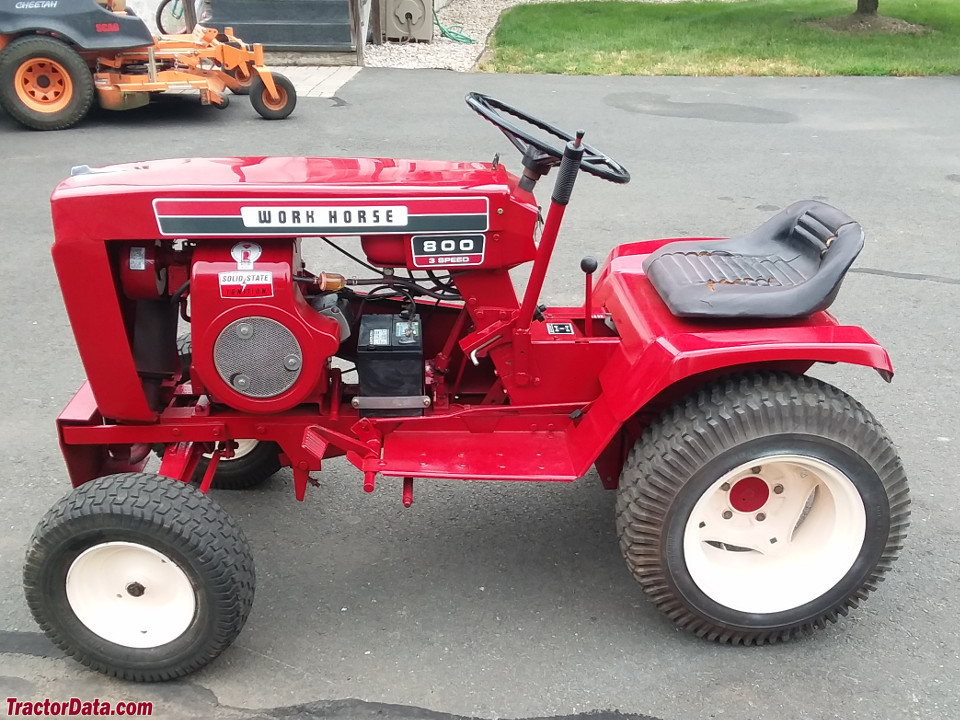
[66,541,196,649]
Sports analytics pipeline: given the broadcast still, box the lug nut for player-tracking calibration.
[769,537,778,544]
[722,510,733,519]
[773,484,784,494]
[126,582,145,598]
[756,512,766,521]
[751,466,762,474]
[720,482,731,491]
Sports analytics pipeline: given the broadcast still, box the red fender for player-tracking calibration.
[568,238,893,480]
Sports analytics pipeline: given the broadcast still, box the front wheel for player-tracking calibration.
[23,473,255,680]
[250,73,296,120]
[616,373,910,644]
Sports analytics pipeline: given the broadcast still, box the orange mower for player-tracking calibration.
[0,0,296,130]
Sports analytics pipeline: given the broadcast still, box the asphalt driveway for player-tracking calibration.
[0,69,958,720]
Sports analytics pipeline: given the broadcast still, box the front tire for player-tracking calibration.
[23,473,255,680]
[0,36,95,131]
[616,373,910,644]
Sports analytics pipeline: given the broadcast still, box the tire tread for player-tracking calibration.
[23,473,255,680]
[615,372,910,645]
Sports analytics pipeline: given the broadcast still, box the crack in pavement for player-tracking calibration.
[849,267,960,285]
[0,632,663,720]
[0,630,64,659]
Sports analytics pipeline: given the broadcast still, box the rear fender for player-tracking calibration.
[570,330,893,483]
[570,238,894,480]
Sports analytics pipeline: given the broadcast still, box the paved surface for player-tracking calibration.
[1,70,959,720]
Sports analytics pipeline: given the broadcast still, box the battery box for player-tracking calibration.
[356,313,424,417]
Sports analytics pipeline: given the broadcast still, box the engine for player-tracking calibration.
[188,241,345,414]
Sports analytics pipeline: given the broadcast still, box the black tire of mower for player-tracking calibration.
[23,473,255,680]
[250,73,296,120]
[226,68,253,96]
[615,372,910,645]
[0,36,95,131]
[176,333,282,490]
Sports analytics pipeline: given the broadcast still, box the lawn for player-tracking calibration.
[483,0,960,76]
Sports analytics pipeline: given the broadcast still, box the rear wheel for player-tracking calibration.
[250,73,296,120]
[23,473,255,680]
[616,373,910,644]
[0,36,95,131]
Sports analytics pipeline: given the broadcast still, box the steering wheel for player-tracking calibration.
[465,92,630,184]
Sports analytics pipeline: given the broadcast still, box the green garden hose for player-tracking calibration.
[434,9,476,43]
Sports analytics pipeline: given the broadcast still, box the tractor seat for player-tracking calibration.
[641,200,863,319]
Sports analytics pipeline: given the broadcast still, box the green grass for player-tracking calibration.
[483,0,960,76]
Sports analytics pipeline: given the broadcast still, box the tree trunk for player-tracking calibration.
[856,0,879,14]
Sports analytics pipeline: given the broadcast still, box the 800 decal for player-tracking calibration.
[411,234,485,268]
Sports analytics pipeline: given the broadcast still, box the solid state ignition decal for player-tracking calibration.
[219,271,274,298]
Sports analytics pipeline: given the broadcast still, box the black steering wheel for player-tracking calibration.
[465,92,630,184]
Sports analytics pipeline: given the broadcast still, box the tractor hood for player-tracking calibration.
[51,156,528,243]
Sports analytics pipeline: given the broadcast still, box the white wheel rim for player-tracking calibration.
[683,454,866,614]
[204,439,259,462]
[66,542,197,648]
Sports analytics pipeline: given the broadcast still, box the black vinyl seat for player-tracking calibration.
[641,200,863,319]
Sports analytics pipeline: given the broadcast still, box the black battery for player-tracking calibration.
[356,313,424,417]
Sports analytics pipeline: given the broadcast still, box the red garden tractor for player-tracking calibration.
[0,0,295,130]
[25,93,910,680]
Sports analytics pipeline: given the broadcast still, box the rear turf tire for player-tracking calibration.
[23,473,255,680]
[0,36,95,131]
[616,372,910,644]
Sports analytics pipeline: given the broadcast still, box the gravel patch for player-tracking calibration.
[363,0,724,71]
